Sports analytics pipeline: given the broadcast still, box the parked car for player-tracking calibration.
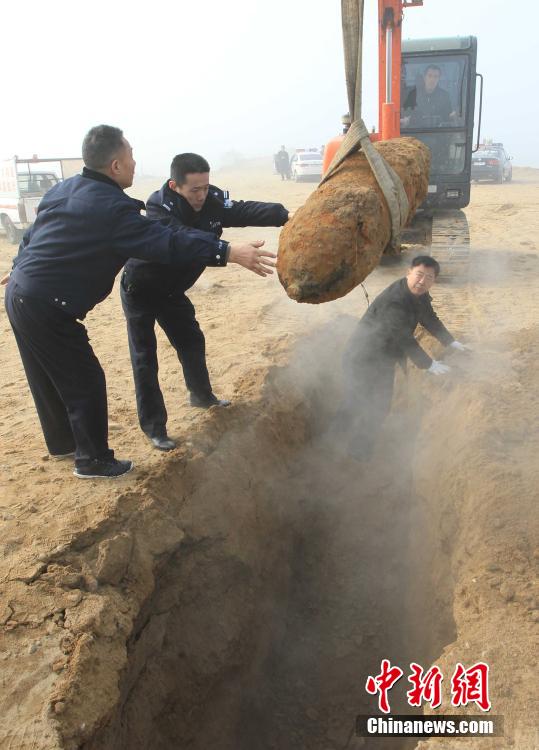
[290,150,323,182]
[472,146,512,183]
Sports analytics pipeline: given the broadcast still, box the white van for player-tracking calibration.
[0,156,84,243]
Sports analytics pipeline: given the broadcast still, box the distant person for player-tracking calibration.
[340,256,470,458]
[3,126,276,479]
[401,64,456,128]
[275,146,290,180]
[40,176,53,191]
[120,152,291,451]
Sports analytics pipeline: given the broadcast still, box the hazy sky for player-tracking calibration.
[1,0,537,173]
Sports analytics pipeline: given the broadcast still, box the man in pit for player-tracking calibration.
[341,255,470,458]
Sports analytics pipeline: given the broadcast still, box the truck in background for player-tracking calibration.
[0,155,84,243]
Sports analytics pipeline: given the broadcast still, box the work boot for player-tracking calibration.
[74,458,134,479]
[189,393,231,409]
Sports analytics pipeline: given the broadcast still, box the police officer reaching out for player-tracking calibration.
[3,126,276,479]
[121,152,290,451]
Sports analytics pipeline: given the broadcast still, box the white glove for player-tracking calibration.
[450,340,471,352]
[427,360,451,376]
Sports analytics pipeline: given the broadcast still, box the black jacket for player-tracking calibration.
[10,169,229,319]
[350,277,454,369]
[122,182,289,295]
[403,85,453,127]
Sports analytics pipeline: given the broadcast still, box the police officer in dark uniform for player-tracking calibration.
[3,126,276,479]
[121,152,290,451]
[341,256,470,458]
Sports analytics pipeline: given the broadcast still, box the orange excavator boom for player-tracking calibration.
[322,0,423,173]
[378,0,423,139]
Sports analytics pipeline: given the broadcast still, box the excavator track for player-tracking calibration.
[402,208,470,283]
[428,209,472,337]
[429,209,470,284]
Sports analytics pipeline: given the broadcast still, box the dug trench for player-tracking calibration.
[3,322,537,750]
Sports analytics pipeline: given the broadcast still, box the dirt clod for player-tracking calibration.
[95,533,133,586]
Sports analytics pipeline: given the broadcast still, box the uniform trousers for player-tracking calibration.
[5,283,112,465]
[120,283,212,438]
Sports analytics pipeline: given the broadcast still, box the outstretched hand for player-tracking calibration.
[228,240,277,277]
[1,272,10,286]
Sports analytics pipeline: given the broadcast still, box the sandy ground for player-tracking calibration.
[0,164,538,748]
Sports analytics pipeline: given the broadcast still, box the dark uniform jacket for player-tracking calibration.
[403,85,452,127]
[350,277,454,369]
[122,182,289,296]
[10,169,229,319]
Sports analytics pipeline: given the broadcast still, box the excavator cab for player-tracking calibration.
[401,36,480,210]
[322,4,483,274]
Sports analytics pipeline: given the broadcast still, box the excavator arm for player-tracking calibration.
[378,0,423,140]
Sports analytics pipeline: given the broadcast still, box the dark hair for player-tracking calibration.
[170,153,210,184]
[82,125,125,170]
[425,64,442,76]
[411,255,441,276]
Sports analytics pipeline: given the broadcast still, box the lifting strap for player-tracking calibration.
[320,0,409,251]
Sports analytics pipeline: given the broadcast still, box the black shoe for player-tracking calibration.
[73,458,134,479]
[189,393,231,409]
[150,435,176,451]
